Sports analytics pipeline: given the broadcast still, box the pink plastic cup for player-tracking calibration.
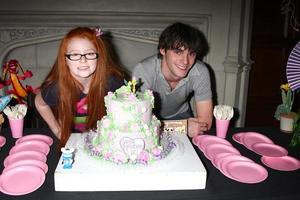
[216,119,230,138]
[8,117,24,139]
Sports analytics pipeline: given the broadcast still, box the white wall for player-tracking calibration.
[0,0,253,126]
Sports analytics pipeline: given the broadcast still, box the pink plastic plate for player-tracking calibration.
[198,135,232,152]
[261,156,300,171]
[218,154,253,171]
[4,150,47,167]
[0,165,45,195]
[223,161,268,184]
[192,134,210,146]
[241,132,274,150]
[232,132,246,144]
[3,159,48,174]
[204,143,240,160]
[212,152,237,168]
[9,140,50,155]
[0,135,6,148]
[251,143,288,157]
[16,134,53,146]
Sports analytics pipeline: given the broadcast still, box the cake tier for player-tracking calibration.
[106,98,152,126]
[91,117,163,164]
[104,89,154,126]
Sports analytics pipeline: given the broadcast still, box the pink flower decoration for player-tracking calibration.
[152,147,162,156]
[108,132,114,139]
[138,151,149,162]
[107,91,113,97]
[146,90,153,95]
[104,152,112,160]
[145,130,151,136]
[131,124,139,131]
[114,153,126,163]
[102,118,110,128]
[128,93,137,101]
[95,145,102,152]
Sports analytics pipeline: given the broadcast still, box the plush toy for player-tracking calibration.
[0,59,34,103]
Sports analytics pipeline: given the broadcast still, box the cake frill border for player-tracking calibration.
[84,130,177,165]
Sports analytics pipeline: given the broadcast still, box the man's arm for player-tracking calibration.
[195,99,213,129]
[187,99,213,137]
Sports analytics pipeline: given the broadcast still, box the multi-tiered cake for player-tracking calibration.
[85,80,166,164]
[55,80,207,191]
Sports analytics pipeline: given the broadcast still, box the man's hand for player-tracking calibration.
[187,118,208,137]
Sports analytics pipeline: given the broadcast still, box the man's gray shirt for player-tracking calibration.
[133,55,212,119]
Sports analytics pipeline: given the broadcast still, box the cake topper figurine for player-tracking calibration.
[61,147,75,169]
[128,77,137,93]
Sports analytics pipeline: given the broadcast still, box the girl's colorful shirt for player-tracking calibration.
[41,75,124,132]
[74,95,87,132]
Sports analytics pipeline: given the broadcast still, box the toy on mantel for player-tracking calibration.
[0,59,34,103]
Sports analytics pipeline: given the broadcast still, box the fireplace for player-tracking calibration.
[0,0,253,127]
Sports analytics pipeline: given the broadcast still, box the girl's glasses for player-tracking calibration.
[65,53,99,61]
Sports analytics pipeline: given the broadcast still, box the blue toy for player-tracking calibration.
[61,147,75,169]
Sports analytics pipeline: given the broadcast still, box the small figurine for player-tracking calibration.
[61,147,75,169]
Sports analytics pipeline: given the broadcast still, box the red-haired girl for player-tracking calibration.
[35,27,125,146]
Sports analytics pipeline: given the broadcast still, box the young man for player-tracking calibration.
[133,22,213,137]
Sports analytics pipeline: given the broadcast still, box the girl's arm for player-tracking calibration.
[35,92,61,139]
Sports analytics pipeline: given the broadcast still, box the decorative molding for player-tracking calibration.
[0,11,209,29]
[241,59,254,73]
[111,29,161,43]
[0,28,163,64]
[0,28,161,44]
[0,11,210,65]
[223,56,245,74]
[1,29,67,42]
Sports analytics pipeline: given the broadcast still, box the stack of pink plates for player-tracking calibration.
[0,134,53,196]
[192,135,238,157]
[214,153,268,184]
[192,134,268,183]
[232,132,300,171]
[15,134,53,146]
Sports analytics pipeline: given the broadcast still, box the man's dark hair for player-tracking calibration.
[158,22,209,60]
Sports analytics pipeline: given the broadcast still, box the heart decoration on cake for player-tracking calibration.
[120,137,145,160]
[287,41,300,91]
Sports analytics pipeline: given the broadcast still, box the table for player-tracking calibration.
[0,127,300,200]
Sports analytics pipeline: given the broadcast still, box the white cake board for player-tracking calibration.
[54,133,207,191]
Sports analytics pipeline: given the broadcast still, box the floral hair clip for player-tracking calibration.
[92,27,104,39]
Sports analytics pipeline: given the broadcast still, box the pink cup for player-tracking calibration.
[8,117,24,139]
[216,119,230,138]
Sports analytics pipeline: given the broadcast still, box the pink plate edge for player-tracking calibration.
[0,165,46,196]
